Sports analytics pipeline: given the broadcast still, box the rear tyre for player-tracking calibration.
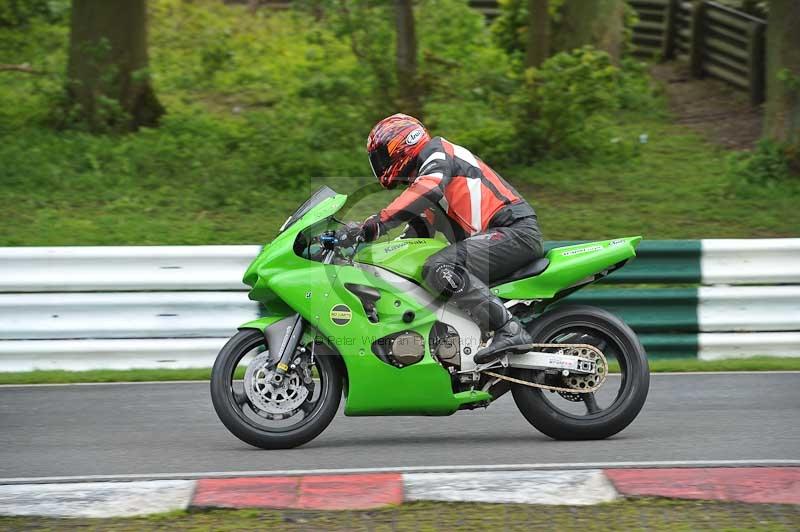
[210,329,342,449]
[512,305,649,440]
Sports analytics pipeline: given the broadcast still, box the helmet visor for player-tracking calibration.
[368,144,391,180]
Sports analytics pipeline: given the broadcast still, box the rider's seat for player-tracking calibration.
[490,257,550,287]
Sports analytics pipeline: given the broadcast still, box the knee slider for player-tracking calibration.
[423,261,470,297]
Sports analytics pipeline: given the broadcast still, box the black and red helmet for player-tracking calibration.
[367,114,430,189]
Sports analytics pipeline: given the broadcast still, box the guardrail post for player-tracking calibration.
[662,0,679,60]
[689,0,706,78]
[746,21,766,105]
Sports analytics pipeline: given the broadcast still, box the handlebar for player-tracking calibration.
[318,233,339,250]
[318,229,364,251]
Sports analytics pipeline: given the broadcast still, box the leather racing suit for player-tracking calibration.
[375,136,543,351]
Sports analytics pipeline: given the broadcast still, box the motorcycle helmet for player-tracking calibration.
[366,113,430,189]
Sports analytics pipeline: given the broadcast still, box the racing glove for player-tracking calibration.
[335,222,363,248]
[360,214,385,243]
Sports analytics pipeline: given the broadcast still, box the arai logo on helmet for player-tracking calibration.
[405,128,424,146]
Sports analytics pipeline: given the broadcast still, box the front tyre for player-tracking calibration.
[512,305,649,440]
[210,329,342,449]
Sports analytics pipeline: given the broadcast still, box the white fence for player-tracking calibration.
[0,338,228,372]
[701,239,800,285]
[0,246,261,292]
[0,292,260,339]
[697,239,800,360]
[0,239,798,371]
[697,286,800,332]
[0,246,262,371]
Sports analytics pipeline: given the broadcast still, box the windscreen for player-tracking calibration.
[279,186,338,233]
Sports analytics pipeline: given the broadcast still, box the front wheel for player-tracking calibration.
[210,329,342,449]
[512,305,649,440]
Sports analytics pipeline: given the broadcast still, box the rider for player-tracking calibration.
[355,113,544,364]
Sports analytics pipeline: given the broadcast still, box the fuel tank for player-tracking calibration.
[353,238,446,283]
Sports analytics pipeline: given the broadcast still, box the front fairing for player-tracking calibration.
[239,190,483,415]
[243,193,348,307]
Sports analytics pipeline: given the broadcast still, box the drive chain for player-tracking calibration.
[484,343,609,394]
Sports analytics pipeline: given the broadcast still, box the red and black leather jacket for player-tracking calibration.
[379,137,538,242]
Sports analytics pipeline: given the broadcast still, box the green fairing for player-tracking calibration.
[240,191,639,416]
[353,238,447,283]
[492,237,643,300]
[239,316,286,330]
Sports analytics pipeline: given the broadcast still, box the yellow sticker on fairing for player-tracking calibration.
[330,304,352,326]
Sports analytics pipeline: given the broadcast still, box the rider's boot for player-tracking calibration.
[473,317,532,365]
[449,274,532,365]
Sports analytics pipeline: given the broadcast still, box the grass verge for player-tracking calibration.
[1,357,798,385]
[0,499,798,531]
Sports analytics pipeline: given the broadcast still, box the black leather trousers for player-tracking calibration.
[421,217,543,332]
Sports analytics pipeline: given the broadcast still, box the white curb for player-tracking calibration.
[404,470,619,506]
[0,480,195,518]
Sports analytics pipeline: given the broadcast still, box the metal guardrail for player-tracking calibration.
[700,239,800,285]
[0,292,260,340]
[0,245,261,292]
[0,239,798,370]
[0,338,228,372]
[3,240,797,293]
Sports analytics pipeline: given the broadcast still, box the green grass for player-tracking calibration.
[0,112,797,246]
[1,356,797,385]
[1,499,798,531]
[627,356,800,373]
[513,116,800,240]
[0,367,215,385]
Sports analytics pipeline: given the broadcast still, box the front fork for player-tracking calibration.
[268,246,337,380]
[264,313,304,383]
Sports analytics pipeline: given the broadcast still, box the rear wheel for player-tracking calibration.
[210,329,342,449]
[512,305,649,440]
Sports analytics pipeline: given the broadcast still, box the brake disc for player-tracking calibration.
[244,352,309,415]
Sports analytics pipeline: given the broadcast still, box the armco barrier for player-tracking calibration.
[701,239,800,285]
[0,245,261,292]
[0,292,260,339]
[0,239,798,371]
[3,240,798,292]
[0,338,227,372]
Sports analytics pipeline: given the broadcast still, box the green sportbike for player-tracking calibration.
[211,187,650,449]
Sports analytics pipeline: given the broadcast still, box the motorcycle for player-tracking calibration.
[211,186,650,449]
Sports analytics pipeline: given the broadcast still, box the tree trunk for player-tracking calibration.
[394,0,422,118]
[553,0,626,62]
[525,0,550,68]
[764,0,800,148]
[67,0,164,132]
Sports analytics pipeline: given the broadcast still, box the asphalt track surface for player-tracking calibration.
[1,373,798,481]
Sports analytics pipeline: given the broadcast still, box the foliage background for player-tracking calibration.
[0,0,797,246]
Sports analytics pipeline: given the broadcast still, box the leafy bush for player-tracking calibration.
[728,68,800,187]
[0,0,69,27]
[0,0,662,203]
[492,0,639,61]
[415,0,518,161]
[510,46,634,160]
[491,0,564,58]
[1,0,723,247]
[728,140,796,187]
